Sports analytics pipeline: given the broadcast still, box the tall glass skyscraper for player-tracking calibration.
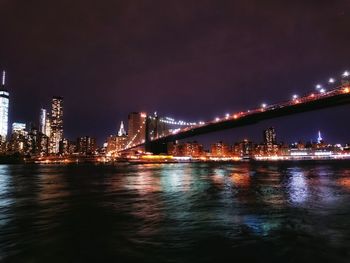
[39,108,46,134]
[39,108,51,137]
[0,71,9,142]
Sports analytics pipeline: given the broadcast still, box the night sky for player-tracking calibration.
[1,0,350,147]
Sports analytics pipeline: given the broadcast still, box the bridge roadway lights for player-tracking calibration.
[129,92,350,154]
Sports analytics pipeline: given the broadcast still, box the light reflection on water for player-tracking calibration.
[0,162,350,262]
[288,168,309,204]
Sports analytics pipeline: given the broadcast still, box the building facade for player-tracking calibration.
[263,127,278,155]
[211,141,231,157]
[127,112,147,147]
[39,108,47,135]
[0,71,9,142]
[106,121,128,155]
[77,136,97,155]
[49,97,63,154]
[171,141,204,157]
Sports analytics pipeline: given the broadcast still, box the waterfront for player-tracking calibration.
[1,162,350,262]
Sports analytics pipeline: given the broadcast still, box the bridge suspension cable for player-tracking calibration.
[124,119,146,150]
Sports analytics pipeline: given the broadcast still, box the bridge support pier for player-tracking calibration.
[145,141,170,155]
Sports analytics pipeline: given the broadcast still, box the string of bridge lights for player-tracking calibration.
[122,70,350,149]
[159,117,198,126]
[162,70,350,128]
[277,70,349,108]
[124,119,146,149]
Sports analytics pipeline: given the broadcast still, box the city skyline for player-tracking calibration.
[1,72,350,149]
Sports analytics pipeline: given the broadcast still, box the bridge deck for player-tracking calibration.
[123,86,350,153]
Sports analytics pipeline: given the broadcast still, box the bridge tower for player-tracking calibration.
[145,114,170,154]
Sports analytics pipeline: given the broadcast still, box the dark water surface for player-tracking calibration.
[1,162,350,262]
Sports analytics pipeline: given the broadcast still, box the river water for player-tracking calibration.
[0,161,350,262]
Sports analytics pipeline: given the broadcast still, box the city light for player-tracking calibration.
[292,94,298,99]
[328,78,335,83]
[261,103,267,108]
[316,84,322,89]
[342,71,349,77]
[320,88,326,93]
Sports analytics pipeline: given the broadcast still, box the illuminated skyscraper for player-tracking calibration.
[263,127,276,145]
[118,121,126,136]
[263,127,277,155]
[12,122,26,135]
[77,136,96,155]
[127,112,147,146]
[45,112,51,137]
[317,131,323,144]
[116,121,127,152]
[10,122,27,154]
[0,71,9,142]
[49,97,63,154]
[39,108,51,137]
[106,122,128,155]
[39,108,46,134]
[211,141,230,157]
[171,141,204,157]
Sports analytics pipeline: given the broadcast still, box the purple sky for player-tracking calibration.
[1,0,350,146]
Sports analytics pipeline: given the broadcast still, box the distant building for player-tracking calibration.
[0,71,9,142]
[116,121,128,152]
[39,108,46,134]
[68,141,77,154]
[253,143,265,156]
[49,97,63,154]
[37,133,49,156]
[44,111,51,137]
[26,127,39,155]
[233,139,253,158]
[171,141,203,157]
[118,121,126,137]
[263,127,278,155]
[127,112,147,147]
[59,138,69,155]
[12,122,26,135]
[106,135,117,154]
[9,122,27,154]
[39,108,51,137]
[77,136,96,155]
[211,141,230,157]
[317,130,323,144]
[107,122,128,155]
